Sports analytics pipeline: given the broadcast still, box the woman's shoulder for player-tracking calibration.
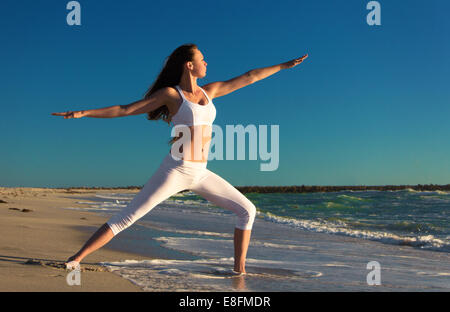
[200,84,215,100]
[156,86,181,103]
[160,86,183,115]
[158,85,178,96]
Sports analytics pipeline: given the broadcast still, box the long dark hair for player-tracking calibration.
[144,43,198,126]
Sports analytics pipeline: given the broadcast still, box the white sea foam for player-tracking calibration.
[260,212,449,252]
[139,224,233,238]
[76,200,126,208]
[63,206,121,212]
[155,236,230,258]
[323,263,353,268]
[416,271,450,277]
[398,189,450,196]
[95,193,135,201]
[74,201,99,204]
[251,241,314,251]
[165,199,210,206]
[100,257,323,292]
[100,258,235,291]
[336,194,367,201]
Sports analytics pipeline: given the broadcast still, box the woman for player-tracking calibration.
[52,43,307,274]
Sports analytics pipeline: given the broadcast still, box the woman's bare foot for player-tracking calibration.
[65,255,81,270]
[232,269,246,276]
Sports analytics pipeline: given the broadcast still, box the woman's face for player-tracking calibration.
[189,49,207,78]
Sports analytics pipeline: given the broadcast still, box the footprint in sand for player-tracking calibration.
[8,208,33,213]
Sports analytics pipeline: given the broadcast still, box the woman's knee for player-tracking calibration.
[106,215,133,236]
[236,201,257,230]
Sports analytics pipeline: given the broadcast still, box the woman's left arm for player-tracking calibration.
[251,54,308,82]
[203,54,308,99]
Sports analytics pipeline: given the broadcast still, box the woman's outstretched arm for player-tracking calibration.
[250,53,308,82]
[51,87,171,119]
[203,54,308,99]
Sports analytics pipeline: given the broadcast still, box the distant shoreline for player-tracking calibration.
[7,184,448,194]
[234,184,450,193]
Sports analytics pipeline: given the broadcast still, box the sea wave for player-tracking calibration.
[95,193,135,201]
[336,194,370,202]
[259,212,449,252]
[398,189,450,196]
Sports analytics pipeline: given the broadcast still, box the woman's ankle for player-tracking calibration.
[66,254,82,263]
[234,263,246,273]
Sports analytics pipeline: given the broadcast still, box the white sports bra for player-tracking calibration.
[171,85,216,127]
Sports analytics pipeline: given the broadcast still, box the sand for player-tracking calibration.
[0,187,148,292]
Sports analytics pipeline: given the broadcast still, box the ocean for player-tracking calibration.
[65,188,450,291]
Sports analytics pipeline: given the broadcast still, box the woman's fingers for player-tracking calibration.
[282,54,308,69]
[294,54,308,63]
[51,111,74,118]
[297,54,308,62]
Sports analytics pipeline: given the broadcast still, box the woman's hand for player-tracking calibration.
[51,110,85,119]
[282,54,308,69]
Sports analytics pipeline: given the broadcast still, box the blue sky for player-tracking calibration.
[1,0,449,187]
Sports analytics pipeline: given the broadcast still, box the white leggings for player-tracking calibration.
[106,153,257,235]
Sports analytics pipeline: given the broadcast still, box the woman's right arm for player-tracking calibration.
[51,88,171,119]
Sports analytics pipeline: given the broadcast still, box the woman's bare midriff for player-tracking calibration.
[169,125,212,162]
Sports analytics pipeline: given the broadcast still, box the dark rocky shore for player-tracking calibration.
[234,184,450,194]
[56,184,450,194]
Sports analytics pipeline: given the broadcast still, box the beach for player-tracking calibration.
[0,187,449,292]
[0,187,147,292]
